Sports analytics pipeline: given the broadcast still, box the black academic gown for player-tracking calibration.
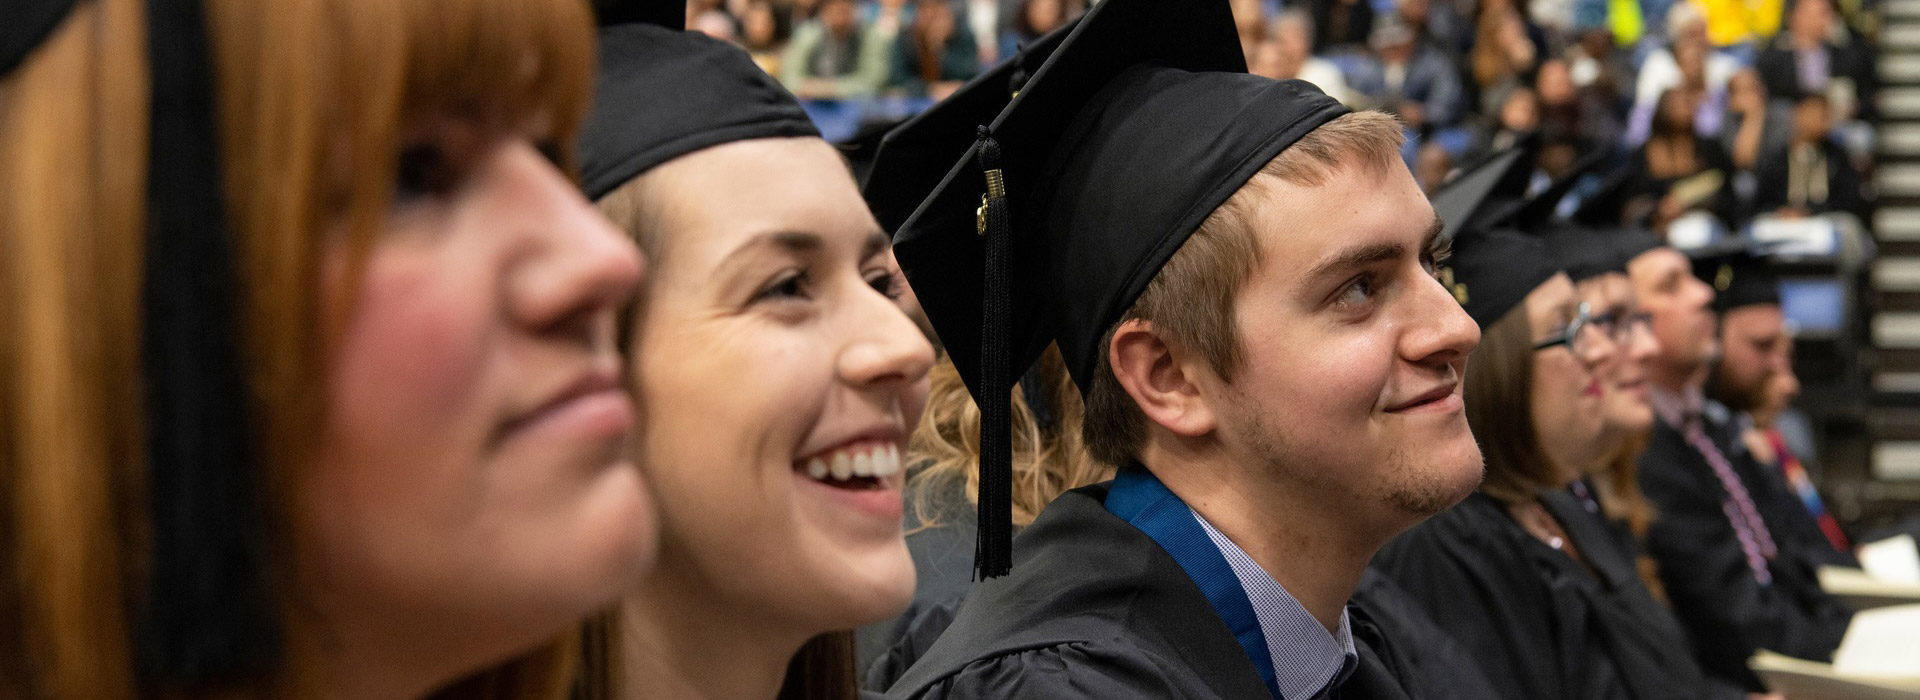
[1636,417,1853,691]
[1374,492,1717,700]
[884,483,1417,700]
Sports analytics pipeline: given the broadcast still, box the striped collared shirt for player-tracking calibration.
[1192,508,1359,700]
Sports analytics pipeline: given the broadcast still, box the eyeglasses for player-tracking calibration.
[1533,302,1598,355]
[1587,309,1653,345]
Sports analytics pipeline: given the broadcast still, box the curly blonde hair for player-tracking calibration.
[908,344,1111,530]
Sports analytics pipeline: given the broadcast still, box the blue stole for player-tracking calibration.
[1105,464,1282,699]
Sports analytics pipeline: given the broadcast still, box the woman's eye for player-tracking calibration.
[753,271,810,303]
[868,271,902,299]
[393,144,458,203]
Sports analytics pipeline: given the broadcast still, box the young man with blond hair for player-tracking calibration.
[866,0,1485,696]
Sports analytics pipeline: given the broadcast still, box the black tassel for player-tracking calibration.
[137,0,278,682]
[974,126,1013,580]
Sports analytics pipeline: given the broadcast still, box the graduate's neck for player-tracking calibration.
[304,595,514,700]
[1140,440,1373,634]
[619,554,814,700]
[1649,356,1707,396]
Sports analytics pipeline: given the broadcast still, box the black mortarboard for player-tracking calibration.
[1609,226,1667,266]
[878,0,1347,577]
[1430,147,1561,328]
[8,0,277,682]
[578,8,818,201]
[1690,243,1780,313]
[1539,224,1625,282]
[862,22,1071,236]
[1432,147,1533,241]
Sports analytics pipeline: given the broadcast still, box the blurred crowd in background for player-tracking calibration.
[683,0,1880,240]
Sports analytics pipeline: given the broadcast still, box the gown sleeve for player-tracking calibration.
[890,640,1193,700]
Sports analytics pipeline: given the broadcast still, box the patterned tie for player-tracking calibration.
[1682,417,1778,585]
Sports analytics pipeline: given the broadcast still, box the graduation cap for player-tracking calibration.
[1690,242,1780,313]
[1428,146,1562,328]
[1538,224,1625,282]
[6,0,278,682]
[862,21,1071,235]
[1432,146,1534,241]
[577,2,818,201]
[878,0,1347,577]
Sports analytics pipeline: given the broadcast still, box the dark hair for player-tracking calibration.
[777,632,860,700]
[1462,300,1565,505]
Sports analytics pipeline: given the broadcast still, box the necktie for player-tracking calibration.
[1683,417,1778,584]
[1767,428,1851,552]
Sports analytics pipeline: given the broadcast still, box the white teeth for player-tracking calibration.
[807,458,829,480]
[868,445,897,476]
[831,452,852,480]
[852,451,873,477]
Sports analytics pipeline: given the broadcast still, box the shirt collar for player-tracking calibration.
[1190,507,1358,699]
[1648,382,1704,430]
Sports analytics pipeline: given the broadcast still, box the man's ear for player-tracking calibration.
[1108,318,1217,438]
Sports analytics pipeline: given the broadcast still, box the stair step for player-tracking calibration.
[1891,0,1920,18]
[1887,54,1920,83]
[1879,206,1920,241]
[1880,163,1920,197]
[1877,258,1920,291]
[1882,87,1920,118]
[1886,124,1920,157]
[1871,441,1920,479]
[1875,311,1920,347]
[1891,24,1920,50]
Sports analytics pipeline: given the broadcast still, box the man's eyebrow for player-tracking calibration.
[1303,242,1405,285]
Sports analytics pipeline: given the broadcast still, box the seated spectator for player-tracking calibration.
[889,0,981,98]
[1633,3,1741,116]
[1312,0,1377,50]
[1755,0,1877,121]
[1539,57,1625,154]
[1249,10,1358,106]
[779,0,891,99]
[1719,68,1795,173]
[741,0,792,76]
[1232,0,1269,62]
[1471,85,1541,161]
[1398,0,1469,61]
[1754,94,1868,222]
[1625,88,1739,231]
[691,8,740,43]
[1415,141,1456,193]
[1000,0,1067,64]
[1628,38,1727,146]
[1567,26,1634,104]
[1470,6,1540,114]
[1348,13,1467,128]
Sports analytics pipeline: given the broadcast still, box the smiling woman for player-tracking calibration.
[1,0,655,697]
[576,15,933,700]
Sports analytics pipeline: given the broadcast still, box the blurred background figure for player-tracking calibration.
[889,0,982,98]
[1754,94,1869,222]
[1349,12,1467,129]
[781,0,890,98]
[1249,10,1358,106]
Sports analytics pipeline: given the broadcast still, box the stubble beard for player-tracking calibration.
[1236,399,1482,525]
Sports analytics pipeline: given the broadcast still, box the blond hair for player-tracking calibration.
[1081,111,1405,467]
[909,345,1108,530]
[1,0,596,695]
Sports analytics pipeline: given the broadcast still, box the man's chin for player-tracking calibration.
[1380,438,1484,519]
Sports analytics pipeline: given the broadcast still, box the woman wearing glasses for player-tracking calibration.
[1371,217,1740,700]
